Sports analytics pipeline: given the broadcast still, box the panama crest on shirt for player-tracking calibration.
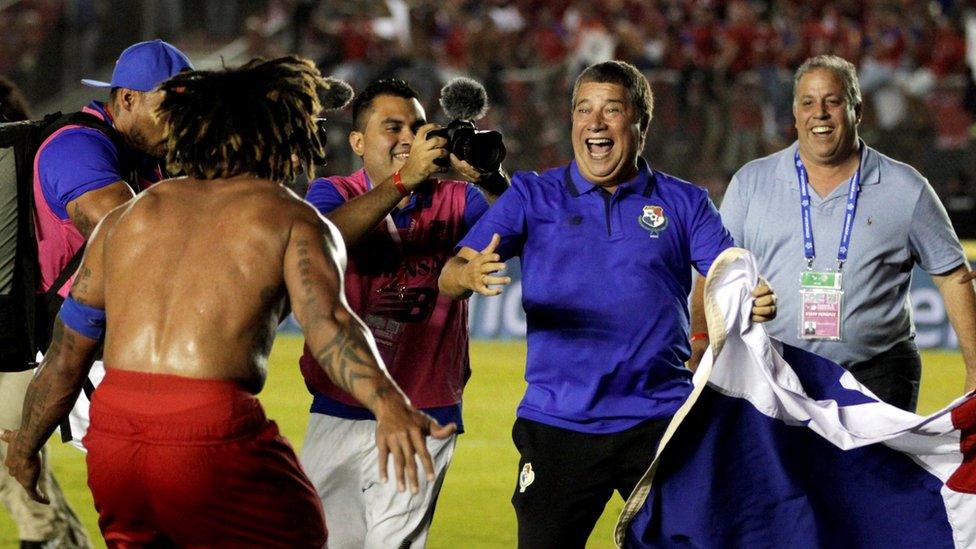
[639,205,668,237]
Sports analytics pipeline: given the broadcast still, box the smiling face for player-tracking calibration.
[350,94,426,184]
[571,81,642,190]
[793,68,861,168]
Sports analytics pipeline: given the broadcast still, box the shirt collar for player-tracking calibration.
[85,100,114,125]
[566,157,655,198]
[778,139,880,187]
[857,141,880,186]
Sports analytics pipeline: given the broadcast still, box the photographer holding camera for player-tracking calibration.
[297,77,508,548]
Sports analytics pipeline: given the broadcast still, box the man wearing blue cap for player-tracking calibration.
[31,39,192,448]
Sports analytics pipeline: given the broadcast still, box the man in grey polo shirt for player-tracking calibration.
[699,54,976,411]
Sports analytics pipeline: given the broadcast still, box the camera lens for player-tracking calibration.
[427,120,506,173]
[465,130,506,173]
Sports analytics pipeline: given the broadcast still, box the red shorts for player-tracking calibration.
[84,369,327,548]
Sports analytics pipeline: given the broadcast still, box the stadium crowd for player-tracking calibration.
[277,0,976,231]
[4,0,976,228]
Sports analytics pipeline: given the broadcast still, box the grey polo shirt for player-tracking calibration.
[720,141,965,366]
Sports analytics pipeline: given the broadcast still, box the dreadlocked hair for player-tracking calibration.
[156,55,327,182]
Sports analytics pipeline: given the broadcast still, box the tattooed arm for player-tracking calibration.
[283,211,456,493]
[1,209,118,503]
[66,181,134,238]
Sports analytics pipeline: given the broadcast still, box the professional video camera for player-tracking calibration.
[429,77,506,174]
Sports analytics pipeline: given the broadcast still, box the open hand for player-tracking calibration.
[460,234,511,296]
[374,403,457,494]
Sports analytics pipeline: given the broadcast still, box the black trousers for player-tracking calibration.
[847,339,922,412]
[510,416,669,549]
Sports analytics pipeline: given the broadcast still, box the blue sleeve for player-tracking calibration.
[37,128,122,220]
[461,183,490,232]
[305,177,347,215]
[689,188,735,276]
[457,174,528,261]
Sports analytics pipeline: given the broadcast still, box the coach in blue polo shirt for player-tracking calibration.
[439,60,777,548]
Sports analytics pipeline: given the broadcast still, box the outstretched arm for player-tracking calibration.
[1,209,119,503]
[326,124,448,248]
[283,212,455,492]
[935,264,976,393]
[438,234,511,299]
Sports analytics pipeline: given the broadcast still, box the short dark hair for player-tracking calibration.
[0,75,32,122]
[156,55,326,182]
[571,61,653,134]
[351,78,420,132]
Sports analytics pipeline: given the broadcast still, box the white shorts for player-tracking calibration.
[300,413,457,549]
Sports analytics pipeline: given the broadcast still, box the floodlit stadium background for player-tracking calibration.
[2,0,976,546]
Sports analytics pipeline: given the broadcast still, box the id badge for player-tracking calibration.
[798,271,843,341]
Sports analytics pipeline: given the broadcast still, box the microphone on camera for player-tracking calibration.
[430,77,508,180]
[439,77,489,121]
[311,78,352,166]
[319,77,354,111]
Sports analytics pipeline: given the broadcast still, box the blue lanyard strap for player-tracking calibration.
[794,149,862,270]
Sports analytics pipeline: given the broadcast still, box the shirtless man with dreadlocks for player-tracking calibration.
[1,56,453,547]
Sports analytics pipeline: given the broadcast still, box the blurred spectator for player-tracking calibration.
[208,0,243,40]
[141,0,183,41]
[721,73,763,174]
[945,171,976,239]
[564,3,616,76]
[859,5,907,94]
[61,0,106,91]
[5,0,975,209]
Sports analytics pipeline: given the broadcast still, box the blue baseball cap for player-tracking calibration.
[81,39,193,91]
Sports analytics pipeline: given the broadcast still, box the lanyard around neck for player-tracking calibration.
[794,148,863,271]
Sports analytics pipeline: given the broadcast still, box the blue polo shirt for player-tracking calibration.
[458,159,733,433]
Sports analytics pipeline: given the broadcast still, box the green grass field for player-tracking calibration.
[0,338,967,548]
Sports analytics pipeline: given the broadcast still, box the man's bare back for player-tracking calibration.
[3,59,452,543]
[93,175,317,391]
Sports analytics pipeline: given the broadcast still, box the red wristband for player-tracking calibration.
[690,332,709,343]
[392,170,409,197]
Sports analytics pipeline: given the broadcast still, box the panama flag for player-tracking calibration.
[616,248,976,548]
